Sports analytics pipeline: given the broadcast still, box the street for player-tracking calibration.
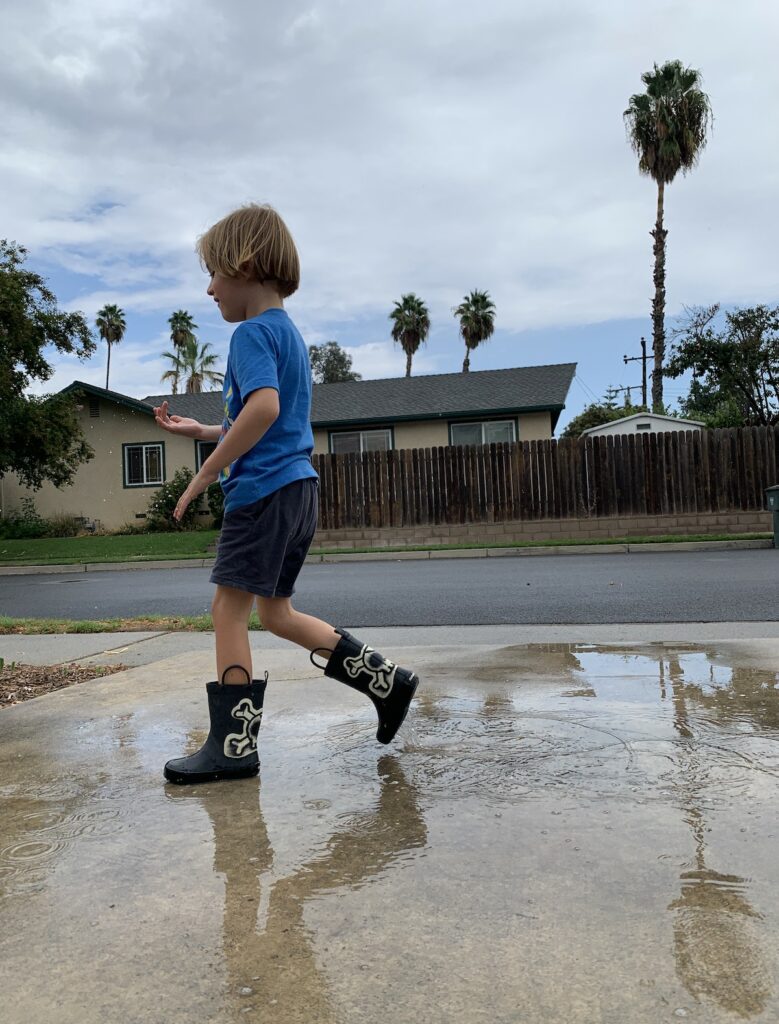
[1,549,777,625]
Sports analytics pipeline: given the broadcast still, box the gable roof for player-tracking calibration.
[142,362,577,431]
[580,411,705,436]
[308,363,577,428]
[62,381,155,417]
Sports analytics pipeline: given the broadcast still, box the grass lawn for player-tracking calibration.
[0,612,264,634]
[0,530,219,565]
[0,529,773,566]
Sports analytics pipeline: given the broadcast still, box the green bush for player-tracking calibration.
[0,498,48,539]
[115,520,150,536]
[207,482,224,529]
[146,467,199,532]
[45,512,83,537]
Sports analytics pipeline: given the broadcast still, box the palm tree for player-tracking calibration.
[168,310,198,352]
[161,337,224,394]
[95,304,126,390]
[454,290,496,372]
[389,294,430,377]
[624,60,712,412]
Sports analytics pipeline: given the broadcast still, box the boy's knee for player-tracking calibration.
[211,586,252,621]
[257,601,293,636]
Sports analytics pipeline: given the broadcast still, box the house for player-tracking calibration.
[581,412,704,438]
[2,362,576,530]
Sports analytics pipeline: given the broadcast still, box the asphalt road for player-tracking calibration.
[1,550,777,625]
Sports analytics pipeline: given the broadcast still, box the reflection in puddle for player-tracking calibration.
[0,643,777,1022]
[167,756,427,1021]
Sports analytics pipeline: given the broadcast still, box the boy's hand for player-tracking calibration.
[154,400,204,439]
[174,467,219,522]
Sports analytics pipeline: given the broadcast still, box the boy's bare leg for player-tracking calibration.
[255,596,339,653]
[213,584,256,683]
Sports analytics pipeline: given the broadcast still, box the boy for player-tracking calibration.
[154,204,418,784]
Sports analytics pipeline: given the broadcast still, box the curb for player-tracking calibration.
[0,538,772,575]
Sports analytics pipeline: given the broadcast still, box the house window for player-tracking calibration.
[196,440,218,470]
[450,419,516,446]
[88,396,100,418]
[636,422,652,432]
[123,443,164,487]
[330,428,393,454]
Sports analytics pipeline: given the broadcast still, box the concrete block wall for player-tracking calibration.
[312,511,773,550]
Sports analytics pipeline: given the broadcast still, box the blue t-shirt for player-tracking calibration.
[218,308,318,513]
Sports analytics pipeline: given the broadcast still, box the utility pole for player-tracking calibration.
[612,384,637,406]
[623,337,648,408]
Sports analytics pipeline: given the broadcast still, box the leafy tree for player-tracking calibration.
[624,60,712,412]
[677,377,746,429]
[562,388,647,438]
[454,290,496,372]
[308,340,362,383]
[390,294,430,377]
[95,303,126,390]
[0,239,95,489]
[161,337,224,394]
[667,304,779,426]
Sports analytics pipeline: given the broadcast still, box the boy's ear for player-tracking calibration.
[238,260,254,281]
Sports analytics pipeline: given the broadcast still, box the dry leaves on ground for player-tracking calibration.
[0,663,128,708]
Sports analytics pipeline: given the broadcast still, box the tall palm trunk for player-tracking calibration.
[651,180,668,412]
[405,350,412,377]
[462,349,470,373]
[105,343,111,390]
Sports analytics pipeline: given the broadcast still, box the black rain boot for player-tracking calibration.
[311,629,419,744]
[164,665,268,784]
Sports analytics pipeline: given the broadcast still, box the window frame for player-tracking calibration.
[122,442,166,488]
[448,418,518,447]
[328,426,395,454]
[194,439,219,471]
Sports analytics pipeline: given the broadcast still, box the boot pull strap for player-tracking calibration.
[220,664,252,686]
[310,646,335,671]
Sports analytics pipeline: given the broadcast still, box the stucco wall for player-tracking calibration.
[313,410,553,453]
[1,397,208,531]
[518,411,552,441]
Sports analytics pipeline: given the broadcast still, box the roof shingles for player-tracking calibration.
[141,363,576,429]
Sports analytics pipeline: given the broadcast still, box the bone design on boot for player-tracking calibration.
[344,645,396,698]
[224,697,264,758]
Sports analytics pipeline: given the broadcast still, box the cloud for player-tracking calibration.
[3,0,779,410]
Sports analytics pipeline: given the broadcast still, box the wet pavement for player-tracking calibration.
[1,640,778,1023]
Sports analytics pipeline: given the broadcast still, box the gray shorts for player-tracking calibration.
[210,478,319,598]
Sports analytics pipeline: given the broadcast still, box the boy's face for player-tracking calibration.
[207,271,253,323]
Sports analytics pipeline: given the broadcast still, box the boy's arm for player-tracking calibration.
[153,400,222,441]
[198,424,224,442]
[202,388,279,474]
[173,388,280,521]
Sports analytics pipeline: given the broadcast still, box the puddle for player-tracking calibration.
[0,642,778,1022]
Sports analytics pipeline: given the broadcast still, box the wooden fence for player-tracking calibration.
[311,425,779,530]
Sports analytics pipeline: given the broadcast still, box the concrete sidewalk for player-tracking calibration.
[2,632,778,1023]
[3,621,779,669]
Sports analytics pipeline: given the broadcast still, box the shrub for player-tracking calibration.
[115,521,150,536]
[207,482,224,529]
[0,497,48,539]
[45,512,83,538]
[146,467,201,531]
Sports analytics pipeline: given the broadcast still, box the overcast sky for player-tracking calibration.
[2,0,777,429]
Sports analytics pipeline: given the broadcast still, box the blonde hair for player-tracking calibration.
[196,203,300,298]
